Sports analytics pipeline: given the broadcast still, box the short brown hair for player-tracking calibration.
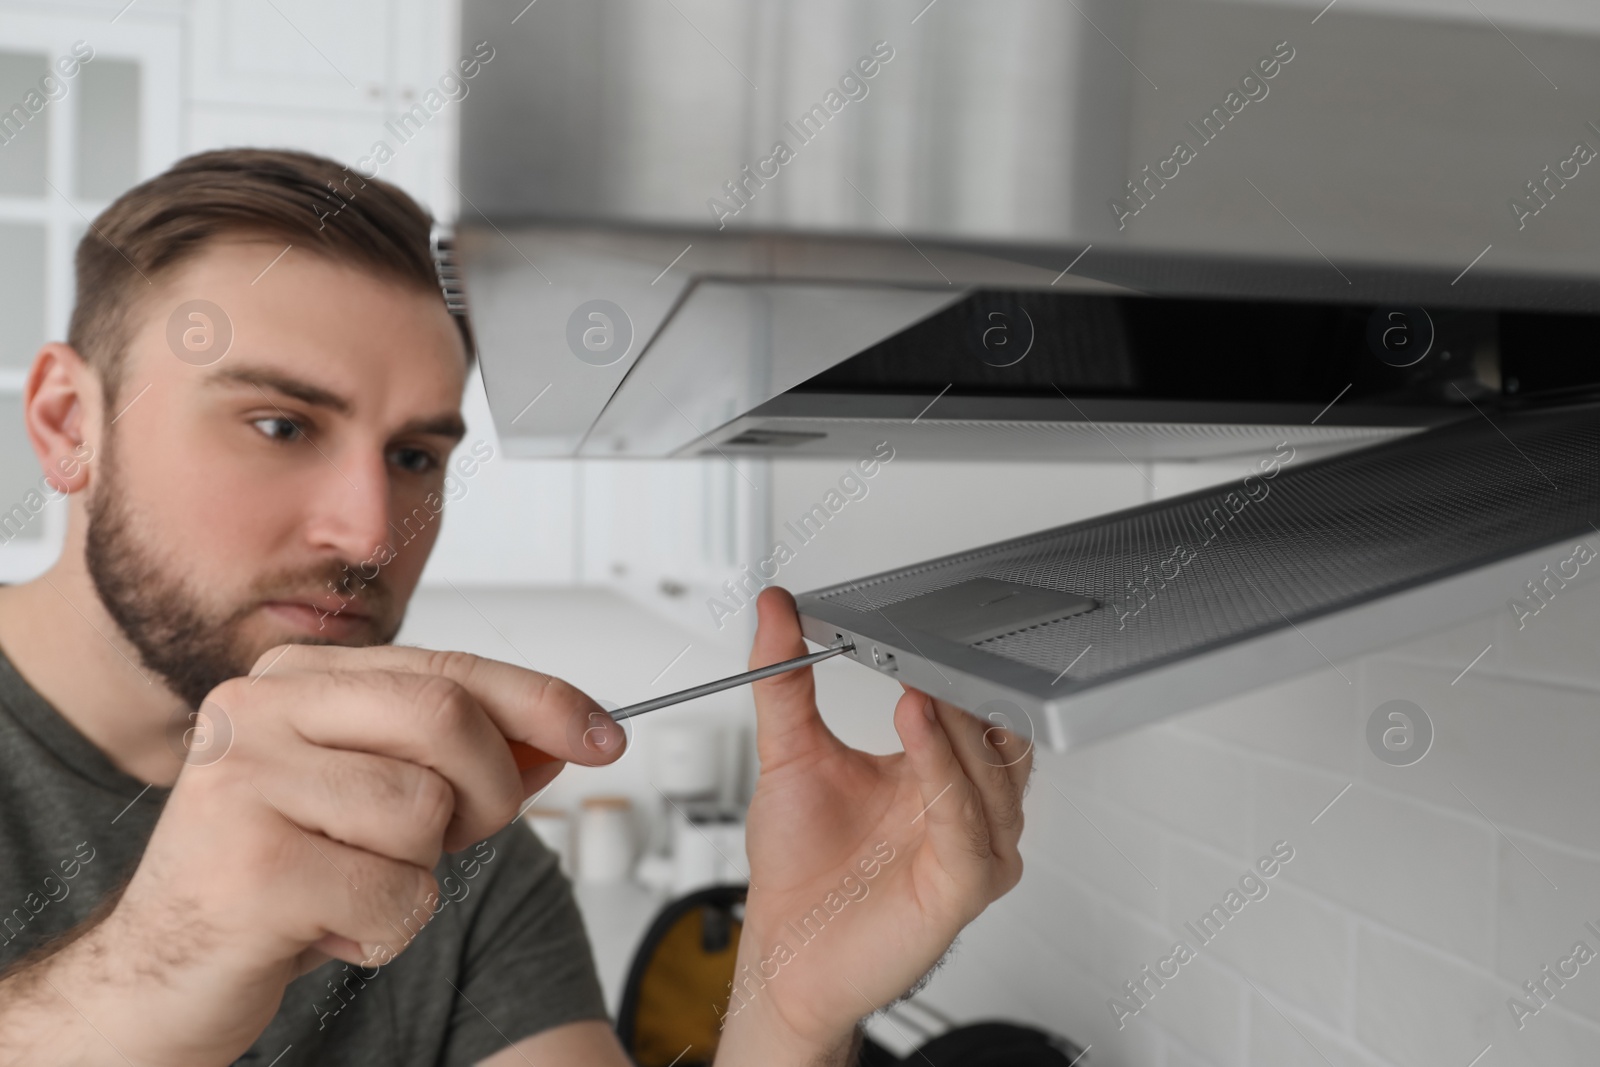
[68,148,475,404]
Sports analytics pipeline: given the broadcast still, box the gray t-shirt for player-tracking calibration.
[0,646,611,1065]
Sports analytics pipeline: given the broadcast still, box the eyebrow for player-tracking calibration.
[210,366,352,413]
[208,366,467,443]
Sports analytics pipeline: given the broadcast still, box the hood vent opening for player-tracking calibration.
[702,285,1600,462]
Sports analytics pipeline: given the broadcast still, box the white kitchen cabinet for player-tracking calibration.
[188,0,393,113]
[0,8,182,581]
[186,0,463,214]
[575,455,769,649]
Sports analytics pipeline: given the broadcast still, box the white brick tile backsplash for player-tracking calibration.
[1352,926,1600,1066]
[1129,952,1246,1066]
[1026,760,1167,921]
[1353,925,1500,1067]
[1161,1038,1218,1067]
[1488,1008,1600,1067]
[1359,658,1600,854]
[1163,837,1351,1031]
[994,847,1130,987]
[1487,539,1600,689]
[1377,605,1500,671]
[1170,660,1363,777]
[1248,989,1395,1067]
[1254,763,1498,966]
[1083,724,1258,859]
[1494,831,1600,1030]
[1355,924,1600,1067]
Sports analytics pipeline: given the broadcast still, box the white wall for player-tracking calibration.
[763,454,1600,1066]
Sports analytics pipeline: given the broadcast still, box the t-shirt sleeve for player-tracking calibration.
[440,820,611,1067]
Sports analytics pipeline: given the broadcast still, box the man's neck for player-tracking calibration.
[0,546,187,787]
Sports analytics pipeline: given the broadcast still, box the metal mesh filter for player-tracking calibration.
[807,402,1600,689]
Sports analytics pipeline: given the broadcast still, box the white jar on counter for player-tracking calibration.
[651,724,723,800]
[575,795,635,883]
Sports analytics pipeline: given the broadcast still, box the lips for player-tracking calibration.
[265,597,369,620]
[259,599,373,637]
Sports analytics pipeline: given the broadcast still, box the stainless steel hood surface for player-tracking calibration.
[460,0,1600,460]
[464,0,1600,270]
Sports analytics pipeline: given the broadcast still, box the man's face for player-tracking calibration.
[84,237,468,708]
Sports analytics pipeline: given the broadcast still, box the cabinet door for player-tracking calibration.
[577,455,768,647]
[0,10,180,580]
[189,0,392,111]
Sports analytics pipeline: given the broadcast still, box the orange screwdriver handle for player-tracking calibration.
[508,739,562,770]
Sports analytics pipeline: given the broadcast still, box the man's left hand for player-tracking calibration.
[714,587,1031,1062]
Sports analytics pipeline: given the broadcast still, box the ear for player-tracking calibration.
[25,342,103,496]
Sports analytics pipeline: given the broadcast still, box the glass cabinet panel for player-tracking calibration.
[0,223,46,368]
[75,59,141,201]
[0,52,49,197]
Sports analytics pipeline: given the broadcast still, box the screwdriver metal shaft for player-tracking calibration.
[609,641,855,721]
[506,641,857,771]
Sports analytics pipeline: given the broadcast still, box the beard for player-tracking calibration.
[84,435,404,710]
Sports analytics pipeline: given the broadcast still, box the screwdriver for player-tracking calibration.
[507,641,856,770]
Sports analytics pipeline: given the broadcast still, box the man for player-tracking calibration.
[0,149,1029,1066]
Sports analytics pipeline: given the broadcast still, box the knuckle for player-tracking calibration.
[205,674,254,711]
[404,769,455,838]
[424,648,482,685]
[531,672,580,716]
[414,674,476,737]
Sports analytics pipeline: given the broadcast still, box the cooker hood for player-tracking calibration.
[798,398,1600,750]
[459,0,1600,461]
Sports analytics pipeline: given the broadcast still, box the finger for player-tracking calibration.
[226,670,522,850]
[930,697,1029,866]
[896,678,1034,789]
[269,830,439,968]
[749,587,843,767]
[892,689,993,907]
[240,745,455,869]
[249,644,625,765]
[206,795,440,967]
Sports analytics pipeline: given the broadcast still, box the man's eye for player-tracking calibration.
[252,416,303,442]
[391,447,437,474]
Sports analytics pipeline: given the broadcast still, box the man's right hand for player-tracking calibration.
[0,645,623,1067]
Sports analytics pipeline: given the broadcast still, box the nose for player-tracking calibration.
[300,445,395,567]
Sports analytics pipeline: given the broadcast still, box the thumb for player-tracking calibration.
[749,586,840,766]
